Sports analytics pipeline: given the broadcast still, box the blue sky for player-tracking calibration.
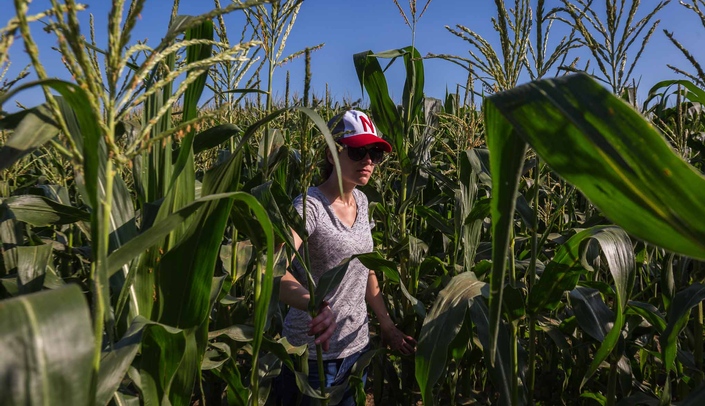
[3,0,705,109]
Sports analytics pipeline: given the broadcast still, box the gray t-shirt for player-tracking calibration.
[283,186,373,360]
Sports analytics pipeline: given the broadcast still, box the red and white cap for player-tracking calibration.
[329,110,392,152]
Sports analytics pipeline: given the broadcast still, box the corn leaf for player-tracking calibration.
[0,203,22,276]
[0,285,94,406]
[470,296,525,406]
[138,320,192,405]
[107,192,245,277]
[0,104,59,171]
[96,316,167,406]
[662,284,705,377]
[416,272,486,405]
[626,301,666,333]
[353,50,405,166]
[355,252,425,318]
[4,195,90,226]
[528,226,633,314]
[16,244,52,295]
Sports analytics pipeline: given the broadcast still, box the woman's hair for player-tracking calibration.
[317,112,347,182]
[318,143,344,182]
[321,152,334,181]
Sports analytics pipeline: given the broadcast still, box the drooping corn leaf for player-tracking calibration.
[528,226,633,314]
[578,228,635,387]
[3,195,90,226]
[0,285,94,406]
[0,104,60,171]
[570,286,613,342]
[192,123,241,154]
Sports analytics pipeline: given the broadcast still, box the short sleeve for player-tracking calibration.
[293,193,319,237]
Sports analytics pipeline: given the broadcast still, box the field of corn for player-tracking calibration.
[3,0,705,405]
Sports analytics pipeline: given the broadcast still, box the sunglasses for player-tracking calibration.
[339,144,386,164]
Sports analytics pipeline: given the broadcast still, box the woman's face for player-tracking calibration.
[327,144,382,186]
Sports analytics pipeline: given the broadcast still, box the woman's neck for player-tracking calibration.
[318,175,356,205]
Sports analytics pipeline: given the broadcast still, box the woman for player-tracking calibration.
[276,110,416,405]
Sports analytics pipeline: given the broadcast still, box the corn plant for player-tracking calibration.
[663,0,705,88]
[483,72,705,405]
[0,1,306,405]
[431,0,533,92]
[559,0,670,94]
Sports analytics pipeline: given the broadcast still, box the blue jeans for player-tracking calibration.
[273,346,369,406]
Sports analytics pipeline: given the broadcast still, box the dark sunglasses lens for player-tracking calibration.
[346,147,368,161]
[368,148,384,164]
[346,146,386,163]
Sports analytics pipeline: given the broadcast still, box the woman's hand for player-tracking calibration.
[381,322,417,355]
[308,301,336,351]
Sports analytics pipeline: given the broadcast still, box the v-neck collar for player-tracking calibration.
[312,187,359,229]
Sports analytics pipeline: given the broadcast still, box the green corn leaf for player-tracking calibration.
[528,226,633,314]
[645,79,705,107]
[570,286,613,342]
[414,205,454,235]
[355,252,425,318]
[662,284,705,376]
[169,18,213,187]
[626,301,666,333]
[156,193,239,328]
[3,195,90,226]
[484,91,527,365]
[138,321,192,405]
[215,360,248,406]
[470,297,525,406]
[416,272,486,405]
[401,46,425,130]
[96,316,164,406]
[353,50,405,166]
[107,192,244,277]
[577,228,635,388]
[0,203,22,276]
[0,104,59,171]
[192,123,242,154]
[227,193,275,403]
[486,72,705,261]
[0,285,94,406]
[151,155,244,405]
[16,244,52,295]
[250,180,304,250]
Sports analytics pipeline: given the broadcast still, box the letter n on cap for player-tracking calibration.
[359,115,375,134]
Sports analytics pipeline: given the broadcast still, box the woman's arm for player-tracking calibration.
[365,270,417,355]
[279,229,336,351]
